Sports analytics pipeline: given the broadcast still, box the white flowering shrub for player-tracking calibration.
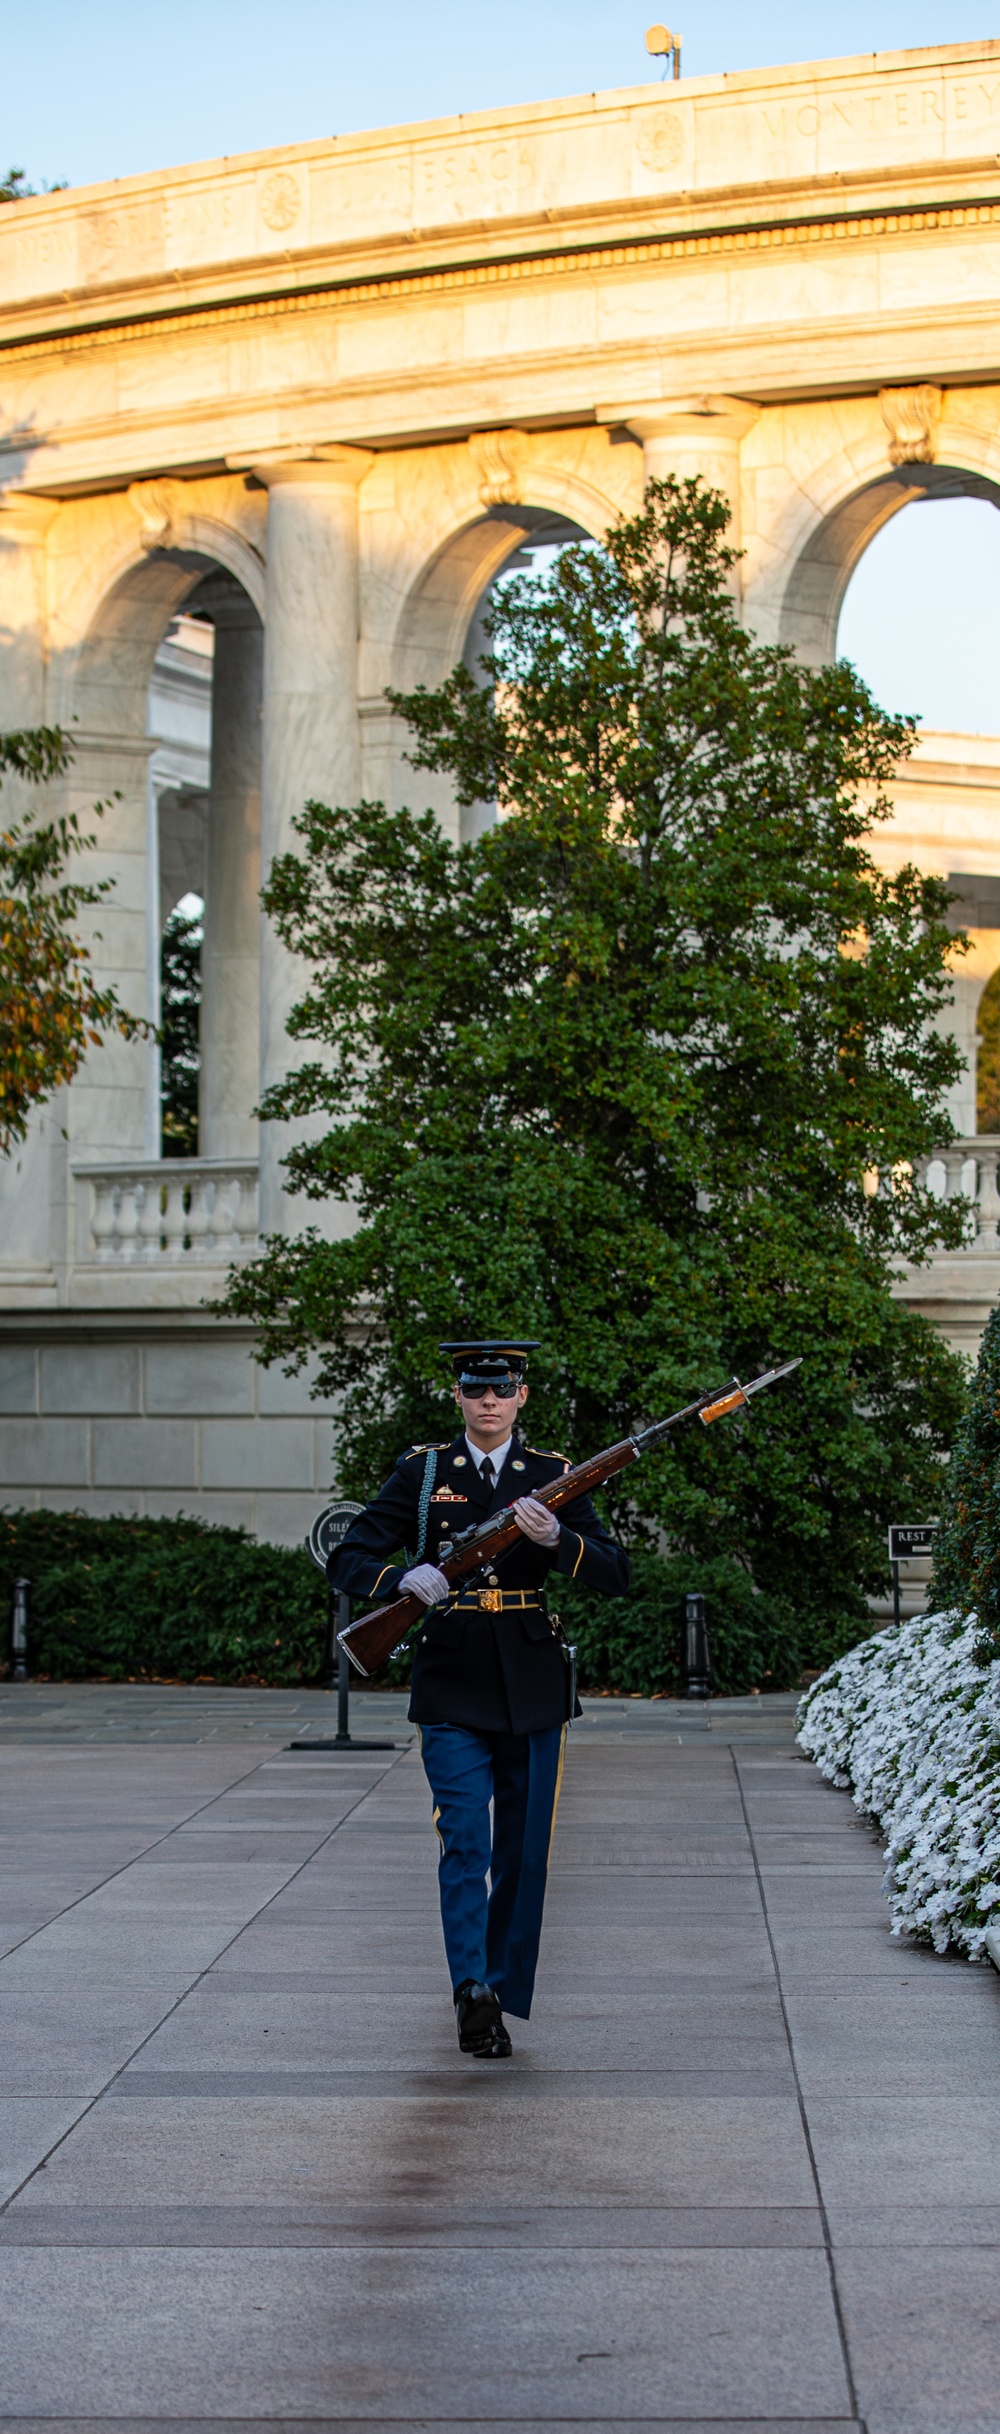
[797,1610,1000,1958]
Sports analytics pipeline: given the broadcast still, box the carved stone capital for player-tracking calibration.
[879,385,941,467]
[242,445,373,490]
[469,429,526,509]
[597,396,759,446]
[128,478,185,551]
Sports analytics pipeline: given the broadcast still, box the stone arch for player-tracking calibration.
[366,448,617,835]
[57,532,263,1166]
[375,506,593,841]
[360,430,628,700]
[777,460,1000,669]
[392,504,594,697]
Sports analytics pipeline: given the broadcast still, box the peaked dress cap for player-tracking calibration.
[439,1338,539,1393]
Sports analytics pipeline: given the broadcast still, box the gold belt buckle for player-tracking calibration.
[477,1588,503,1612]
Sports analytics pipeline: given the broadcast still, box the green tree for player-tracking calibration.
[159,902,202,1155]
[221,478,968,1669]
[976,966,1000,1133]
[0,167,68,202]
[0,727,145,1153]
[932,1302,1000,1647]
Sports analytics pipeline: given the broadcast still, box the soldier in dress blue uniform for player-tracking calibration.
[328,1339,630,2058]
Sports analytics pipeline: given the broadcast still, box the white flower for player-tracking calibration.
[797,1610,1000,1960]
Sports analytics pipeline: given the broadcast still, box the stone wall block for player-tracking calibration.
[144,1343,254,1417]
[256,1356,335,1416]
[143,1490,256,1532]
[41,1488,142,1519]
[0,1350,38,1415]
[254,1491,326,1547]
[92,1420,196,1489]
[0,1421,89,1488]
[200,1420,314,1491]
[40,1345,140,1415]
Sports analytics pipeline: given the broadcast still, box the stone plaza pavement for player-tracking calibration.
[0,1686,998,2434]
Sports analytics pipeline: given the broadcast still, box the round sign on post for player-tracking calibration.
[297,1501,396,1752]
[307,1500,364,1578]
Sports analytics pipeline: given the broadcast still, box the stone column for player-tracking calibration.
[601,398,759,597]
[199,589,263,1160]
[0,494,62,1288]
[256,449,372,1235]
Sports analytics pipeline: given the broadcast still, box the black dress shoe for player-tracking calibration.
[453,1978,513,2059]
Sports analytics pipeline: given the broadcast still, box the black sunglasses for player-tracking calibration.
[459,1380,521,1400]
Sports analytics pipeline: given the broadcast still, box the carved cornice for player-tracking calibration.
[2,193,1000,374]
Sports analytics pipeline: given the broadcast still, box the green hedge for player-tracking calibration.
[552,1547,863,1699]
[0,1509,327,1685]
[0,1510,863,1694]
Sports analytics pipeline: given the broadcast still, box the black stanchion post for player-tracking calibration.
[337,1592,351,1744]
[892,1557,901,1632]
[11,1578,29,1682]
[296,1505,396,1753]
[682,1590,711,1701]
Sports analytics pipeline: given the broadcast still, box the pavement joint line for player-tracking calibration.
[730,1745,866,2434]
[0,1736,414,2218]
[0,1746,285,1973]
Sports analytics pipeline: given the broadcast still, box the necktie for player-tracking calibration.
[480,1456,495,1494]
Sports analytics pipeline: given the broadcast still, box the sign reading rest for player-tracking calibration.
[888,1523,938,1561]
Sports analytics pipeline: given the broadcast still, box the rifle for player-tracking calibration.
[337,1358,800,1679]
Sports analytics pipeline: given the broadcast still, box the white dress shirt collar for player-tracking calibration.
[465,1434,512,1477]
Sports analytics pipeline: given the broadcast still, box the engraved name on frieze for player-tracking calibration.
[756,73,1000,142]
[417,141,536,215]
[8,220,74,276]
[81,201,164,274]
[168,190,237,247]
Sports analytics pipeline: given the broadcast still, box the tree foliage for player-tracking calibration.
[0,167,67,202]
[221,477,968,1661]
[0,728,146,1153]
[160,902,202,1155]
[932,1303,1000,1651]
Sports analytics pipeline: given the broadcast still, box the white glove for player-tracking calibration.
[400,1562,450,1605]
[513,1495,561,1548]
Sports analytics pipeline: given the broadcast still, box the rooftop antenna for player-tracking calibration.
[646,22,682,78]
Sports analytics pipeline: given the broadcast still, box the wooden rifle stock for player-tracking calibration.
[336,1359,800,1680]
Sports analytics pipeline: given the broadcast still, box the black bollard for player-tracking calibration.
[682,1590,711,1700]
[10,1578,29,1682]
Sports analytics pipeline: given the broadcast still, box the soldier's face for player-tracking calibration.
[455,1381,528,1448]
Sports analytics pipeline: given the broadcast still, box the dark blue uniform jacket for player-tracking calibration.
[328,1431,630,1735]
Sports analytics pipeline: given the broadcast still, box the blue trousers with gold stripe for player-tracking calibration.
[419,1722,566,2020]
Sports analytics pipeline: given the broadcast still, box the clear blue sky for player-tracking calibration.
[5,1,1000,734]
[5,2,995,192]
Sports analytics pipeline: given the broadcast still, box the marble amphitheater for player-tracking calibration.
[3,37,1000,1535]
